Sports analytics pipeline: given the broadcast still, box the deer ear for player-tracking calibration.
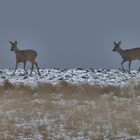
[114,41,117,45]
[14,40,17,45]
[118,41,121,45]
[9,41,14,45]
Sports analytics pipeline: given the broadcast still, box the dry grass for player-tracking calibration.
[0,80,131,95]
[35,80,134,99]
[0,80,140,139]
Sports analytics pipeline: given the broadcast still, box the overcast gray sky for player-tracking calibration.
[1,0,140,69]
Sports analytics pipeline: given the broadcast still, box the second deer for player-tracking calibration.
[112,41,140,73]
[10,40,41,76]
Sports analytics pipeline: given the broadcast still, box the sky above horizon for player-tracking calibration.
[1,0,140,69]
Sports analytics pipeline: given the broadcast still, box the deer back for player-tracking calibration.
[124,48,140,60]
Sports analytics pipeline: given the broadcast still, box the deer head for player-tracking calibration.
[10,40,18,52]
[112,41,121,52]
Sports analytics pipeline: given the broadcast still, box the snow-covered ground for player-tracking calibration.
[0,68,140,140]
[0,68,140,87]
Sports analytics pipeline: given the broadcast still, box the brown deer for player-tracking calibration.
[112,41,140,73]
[10,40,41,76]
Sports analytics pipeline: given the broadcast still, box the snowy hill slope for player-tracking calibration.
[0,69,140,87]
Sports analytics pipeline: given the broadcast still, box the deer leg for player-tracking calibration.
[35,61,41,76]
[128,61,131,74]
[30,61,34,76]
[13,62,18,76]
[23,62,28,74]
[121,60,126,72]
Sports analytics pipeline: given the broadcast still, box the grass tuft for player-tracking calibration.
[3,80,14,90]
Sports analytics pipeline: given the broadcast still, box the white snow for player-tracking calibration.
[0,68,140,87]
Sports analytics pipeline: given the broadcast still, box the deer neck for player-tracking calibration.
[117,47,125,57]
[14,48,20,54]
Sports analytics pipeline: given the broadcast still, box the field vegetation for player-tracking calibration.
[0,80,140,139]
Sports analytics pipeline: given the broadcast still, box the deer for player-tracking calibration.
[112,41,140,73]
[10,40,41,76]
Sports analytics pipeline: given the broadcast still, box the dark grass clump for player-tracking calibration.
[3,80,14,90]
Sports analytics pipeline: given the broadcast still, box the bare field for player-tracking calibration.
[0,81,140,140]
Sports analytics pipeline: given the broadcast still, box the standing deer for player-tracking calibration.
[10,40,41,76]
[112,41,140,73]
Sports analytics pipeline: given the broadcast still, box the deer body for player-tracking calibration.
[10,40,41,76]
[113,41,140,73]
[15,50,37,62]
[118,48,140,60]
